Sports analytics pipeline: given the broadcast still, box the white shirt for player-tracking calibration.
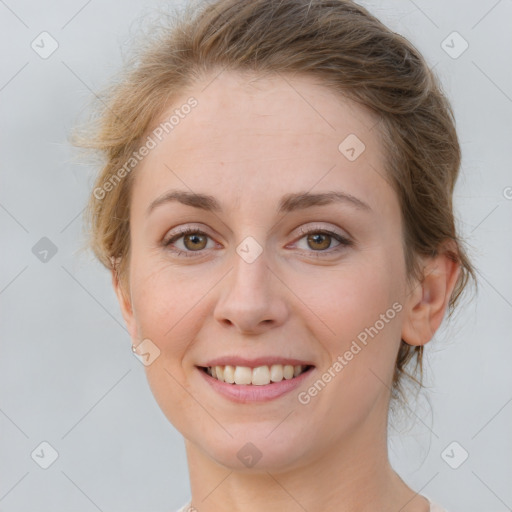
[430,502,449,512]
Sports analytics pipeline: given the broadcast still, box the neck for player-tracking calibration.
[183,402,429,512]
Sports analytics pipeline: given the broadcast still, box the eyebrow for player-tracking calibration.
[147,190,372,216]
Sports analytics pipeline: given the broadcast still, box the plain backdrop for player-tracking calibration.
[1,0,511,511]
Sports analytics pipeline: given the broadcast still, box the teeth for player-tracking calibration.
[224,365,235,384]
[204,364,309,385]
[234,366,252,385]
[283,365,294,380]
[252,366,270,385]
[269,364,283,382]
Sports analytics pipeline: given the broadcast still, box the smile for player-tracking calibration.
[200,364,313,385]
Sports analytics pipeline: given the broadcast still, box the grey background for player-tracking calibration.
[1,0,511,511]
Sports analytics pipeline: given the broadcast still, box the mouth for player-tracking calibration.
[197,364,314,386]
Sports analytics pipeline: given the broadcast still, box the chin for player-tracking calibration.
[195,424,315,473]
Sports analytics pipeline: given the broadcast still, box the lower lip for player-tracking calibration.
[197,366,315,403]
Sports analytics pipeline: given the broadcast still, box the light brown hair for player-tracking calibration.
[78,0,476,405]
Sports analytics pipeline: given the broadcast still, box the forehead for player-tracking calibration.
[133,70,392,215]
[158,70,381,155]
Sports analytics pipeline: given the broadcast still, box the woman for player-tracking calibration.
[81,0,475,510]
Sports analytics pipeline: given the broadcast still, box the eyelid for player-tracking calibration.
[162,223,353,257]
[294,223,350,240]
[290,222,353,246]
[162,223,212,244]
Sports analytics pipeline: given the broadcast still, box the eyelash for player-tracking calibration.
[163,226,353,258]
[295,227,353,257]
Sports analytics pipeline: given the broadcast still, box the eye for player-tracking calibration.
[163,227,216,257]
[293,227,352,255]
[162,225,353,258]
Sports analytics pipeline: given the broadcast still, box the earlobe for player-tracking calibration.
[111,267,138,342]
[401,250,461,347]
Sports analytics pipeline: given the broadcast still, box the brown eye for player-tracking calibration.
[306,233,333,251]
[163,228,215,256]
[293,228,352,256]
[183,233,208,251]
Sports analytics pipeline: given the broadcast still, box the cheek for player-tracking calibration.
[292,268,403,440]
[291,250,404,396]
[128,261,211,431]
[129,254,218,359]
[292,254,402,341]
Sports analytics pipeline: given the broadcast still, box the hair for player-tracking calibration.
[77,0,476,407]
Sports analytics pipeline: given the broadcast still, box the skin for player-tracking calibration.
[113,70,460,512]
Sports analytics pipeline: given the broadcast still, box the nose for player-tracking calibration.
[213,246,289,335]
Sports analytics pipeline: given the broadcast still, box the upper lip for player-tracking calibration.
[198,356,315,368]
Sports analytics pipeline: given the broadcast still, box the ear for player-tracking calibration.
[111,267,138,342]
[401,245,461,346]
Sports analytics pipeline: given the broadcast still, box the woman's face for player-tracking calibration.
[118,71,414,470]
